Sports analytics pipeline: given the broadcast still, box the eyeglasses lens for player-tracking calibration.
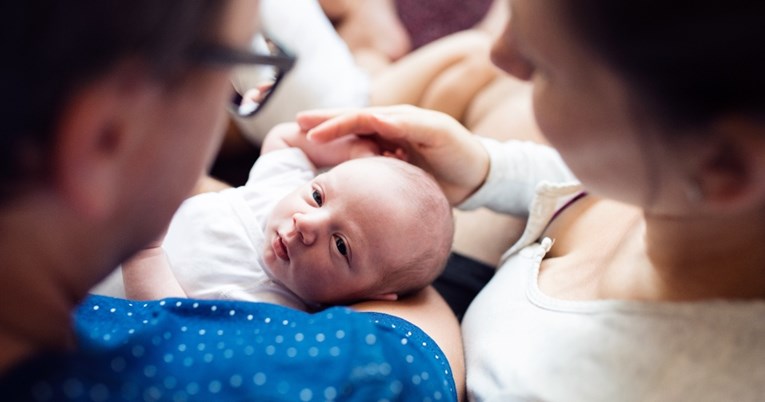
[230,38,284,117]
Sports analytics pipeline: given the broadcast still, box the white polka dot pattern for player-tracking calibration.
[0,295,456,401]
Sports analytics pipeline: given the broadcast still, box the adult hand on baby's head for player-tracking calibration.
[297,105,490,205]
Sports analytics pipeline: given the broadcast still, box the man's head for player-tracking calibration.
[3,1,231,199]
[2,0,261,285]
[263,156,454,306]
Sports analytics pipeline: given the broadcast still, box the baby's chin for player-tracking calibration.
[262,240,296,288]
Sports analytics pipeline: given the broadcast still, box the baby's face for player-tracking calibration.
[263,159,421,305]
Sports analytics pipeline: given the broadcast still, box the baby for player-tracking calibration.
[120,123,454,311]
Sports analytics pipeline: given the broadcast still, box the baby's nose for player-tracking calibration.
[292,211,328,245]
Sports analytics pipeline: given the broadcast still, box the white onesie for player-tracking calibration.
[92,148,315,311]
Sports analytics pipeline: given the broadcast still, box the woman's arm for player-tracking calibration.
[299,106,576,211]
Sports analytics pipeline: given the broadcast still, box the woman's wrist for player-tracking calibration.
[444,136,491,205]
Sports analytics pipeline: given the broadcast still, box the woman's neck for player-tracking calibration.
[640,208,765,301]
[537,196,765,302]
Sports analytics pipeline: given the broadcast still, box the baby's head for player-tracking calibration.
[263,156,453,307]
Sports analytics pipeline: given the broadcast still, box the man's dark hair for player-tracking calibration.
[0,0,228,203]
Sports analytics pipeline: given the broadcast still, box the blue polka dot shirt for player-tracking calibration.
[0,295,456,401]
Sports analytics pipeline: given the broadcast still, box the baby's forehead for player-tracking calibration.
[333,158,422,185]
[329,161,417,200]
[333,157,402,173]
[330,160,419,212]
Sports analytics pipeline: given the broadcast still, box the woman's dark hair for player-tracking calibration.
[0,0,228,203]
[559,1,765,130]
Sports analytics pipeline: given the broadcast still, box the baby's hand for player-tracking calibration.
[263,122,382,168]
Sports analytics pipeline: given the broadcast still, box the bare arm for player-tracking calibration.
[371,30,498,123]
[122,244,186,300]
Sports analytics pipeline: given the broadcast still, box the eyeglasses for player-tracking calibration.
[191,37,296,117]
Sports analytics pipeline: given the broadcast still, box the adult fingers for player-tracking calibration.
[297,105,420,141]
[295,107,361,132]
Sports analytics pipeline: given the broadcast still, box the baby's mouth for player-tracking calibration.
[272,233,290,261]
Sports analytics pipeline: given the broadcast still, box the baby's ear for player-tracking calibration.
[369,292,399,302]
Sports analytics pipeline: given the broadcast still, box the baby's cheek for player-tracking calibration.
[308,272,345,302]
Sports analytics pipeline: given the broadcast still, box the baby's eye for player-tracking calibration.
[334,236,347,256]
[311,189,323,206]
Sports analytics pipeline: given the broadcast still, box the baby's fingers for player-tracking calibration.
[349,140,382,159]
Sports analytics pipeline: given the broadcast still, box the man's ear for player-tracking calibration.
[368,292,399,301]
[696,117,765,210]
[53,64,153,220]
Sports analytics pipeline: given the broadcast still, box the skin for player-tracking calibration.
[0,2,466,397]
[0,0,261,373]
[123,158,426,306]
[297,0,765,303]
[493,0,652,208]
[369,27,541,267]
[498,0,765,301]
[319,0,412,73]
[122,120,465,399]
[263,158,425,305]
